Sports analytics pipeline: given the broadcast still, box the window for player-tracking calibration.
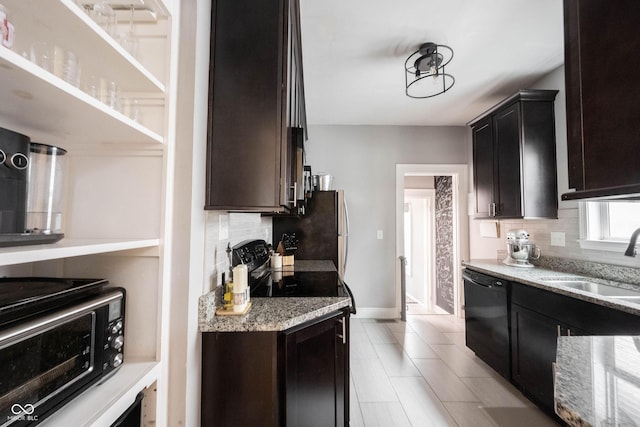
[580,201,640,251]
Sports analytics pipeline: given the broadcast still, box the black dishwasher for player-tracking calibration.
[463,268,510,379]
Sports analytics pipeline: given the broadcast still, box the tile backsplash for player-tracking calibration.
[204,211,272,293]
[483,206,640,270]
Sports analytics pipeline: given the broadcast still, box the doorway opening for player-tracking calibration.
[396,164,469,318]
[403,187,438,314]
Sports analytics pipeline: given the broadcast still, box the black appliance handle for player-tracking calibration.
[343,282,356,315]
[462,271,505,290]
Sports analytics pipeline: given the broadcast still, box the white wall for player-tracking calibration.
[167,0,208,425]
[305,125,468,312]
[468,66,640,268]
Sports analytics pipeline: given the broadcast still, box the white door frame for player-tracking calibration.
[395,164,469,318]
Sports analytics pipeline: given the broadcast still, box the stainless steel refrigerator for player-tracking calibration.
[272,190,349,278]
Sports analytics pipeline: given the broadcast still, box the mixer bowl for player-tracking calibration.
[507,243,540,262]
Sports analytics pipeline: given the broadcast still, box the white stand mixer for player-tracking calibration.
[503,229,541,268]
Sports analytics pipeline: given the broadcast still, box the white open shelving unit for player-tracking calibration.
[1,0,176,425]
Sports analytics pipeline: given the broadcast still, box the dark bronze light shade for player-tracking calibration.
[405,42,454,98]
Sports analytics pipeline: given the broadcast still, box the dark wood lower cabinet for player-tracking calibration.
[201,309,349,427]
[465,270,640,422]
[510,303,585,415]
[509,282,640,419]
[285,311,347,427]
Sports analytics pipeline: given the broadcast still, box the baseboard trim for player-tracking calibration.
[352,307,398,319]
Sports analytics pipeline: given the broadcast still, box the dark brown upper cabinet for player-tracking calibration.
[205,0,306,212]
[562,0,640,200]
[470,90,559,219]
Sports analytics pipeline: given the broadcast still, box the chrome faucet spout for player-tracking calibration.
[624,227,640,257]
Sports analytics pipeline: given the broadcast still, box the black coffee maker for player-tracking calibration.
[0,127,65,247]
[0,127,29,235]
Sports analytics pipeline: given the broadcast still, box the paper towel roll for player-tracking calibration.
[271,254,282,270]
[233,264,248,291]
[232,264,248,312]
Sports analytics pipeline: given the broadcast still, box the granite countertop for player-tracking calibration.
[198,260,350,333]
[555,335,640,426]
[277,259,337,272]
[462,259,640,316]
[199,296,350,332]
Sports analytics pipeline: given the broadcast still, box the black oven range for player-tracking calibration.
[0,278,125,426]
[231,239,356,313]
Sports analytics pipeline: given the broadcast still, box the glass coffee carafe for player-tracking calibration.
[26,143,67,235]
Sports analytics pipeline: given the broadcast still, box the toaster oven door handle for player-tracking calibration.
[0,290,122,347]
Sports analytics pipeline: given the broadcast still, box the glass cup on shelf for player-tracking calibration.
[85,75,106,101]
[30,41,52,72]
[118,31,138,57]
[106,80,120,111]
[92,1,116,37]
[52,47,81,87]
[118,6,139,57]
[118,6,138,58]
[130,99,143,123]
[120,98,143,123]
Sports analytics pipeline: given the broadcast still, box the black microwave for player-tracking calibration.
[0,286,125,426]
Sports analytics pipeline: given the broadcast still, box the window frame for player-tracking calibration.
[578,201,639,252]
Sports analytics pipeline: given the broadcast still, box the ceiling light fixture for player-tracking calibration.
[405,42,454,99]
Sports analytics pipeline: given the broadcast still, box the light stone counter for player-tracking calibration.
[198,296,350,332]
[463,259,640,316]
[198,260,350,332]
[555,335,640,426]
[276,259,336,272]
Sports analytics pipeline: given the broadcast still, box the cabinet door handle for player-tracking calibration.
[489,202,497,217]
[557,325,562,337]
[337,318,346,344]
[289,182,298,207]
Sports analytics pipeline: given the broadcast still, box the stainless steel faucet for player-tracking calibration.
[624,228,640,257]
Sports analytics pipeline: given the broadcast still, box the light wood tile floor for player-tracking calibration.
[349,315,560,427]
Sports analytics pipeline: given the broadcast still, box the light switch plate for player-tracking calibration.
[377,230,383,240]
[550,231,565,247]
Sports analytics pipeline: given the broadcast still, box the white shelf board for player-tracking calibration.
[0,48,163,146]
[39,360,159,427]
[0,238,160,266]
[4,0,165,93]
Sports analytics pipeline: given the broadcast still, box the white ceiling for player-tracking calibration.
[299,0,564,126]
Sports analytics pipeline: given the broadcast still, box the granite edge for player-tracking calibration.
[198,295,350,332]
[556,401,592,427]
[462,259,640,316]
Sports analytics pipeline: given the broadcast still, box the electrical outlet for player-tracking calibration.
[550,231,565,247]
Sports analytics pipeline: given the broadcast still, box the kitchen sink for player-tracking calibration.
[542,279,640,298]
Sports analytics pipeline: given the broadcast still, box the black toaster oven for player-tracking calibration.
[0,278,125,426]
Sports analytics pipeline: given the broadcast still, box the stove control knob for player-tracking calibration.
[111,335,124,350]
[111,353,123,368]
[0,149,5,165]
[9,153,28,170]
[110,320,123,334]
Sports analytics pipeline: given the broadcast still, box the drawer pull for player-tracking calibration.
[337,318,346,344]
